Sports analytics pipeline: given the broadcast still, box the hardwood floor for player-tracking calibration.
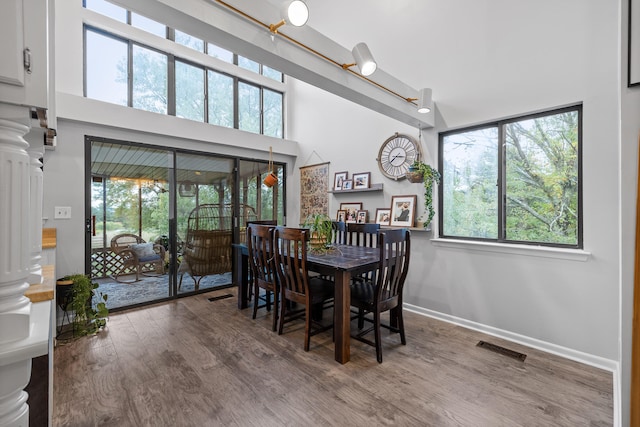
[52,288,613,426]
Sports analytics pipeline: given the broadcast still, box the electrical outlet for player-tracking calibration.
[54,206,71,219]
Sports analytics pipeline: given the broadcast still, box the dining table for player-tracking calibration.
[232,243,380,364]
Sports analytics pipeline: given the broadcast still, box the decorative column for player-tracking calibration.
[0,104,32,427]
[27,141,44,285]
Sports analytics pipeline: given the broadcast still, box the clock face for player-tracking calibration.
[377,133,422,180]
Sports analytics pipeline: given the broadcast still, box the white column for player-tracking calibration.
[0,104,32,427]
[27,143,44,285]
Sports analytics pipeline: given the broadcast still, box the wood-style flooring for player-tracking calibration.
[52,288,613,426]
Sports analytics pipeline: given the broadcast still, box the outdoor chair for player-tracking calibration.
[110,233,165,283]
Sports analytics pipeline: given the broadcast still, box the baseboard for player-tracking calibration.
[403,303,619,373]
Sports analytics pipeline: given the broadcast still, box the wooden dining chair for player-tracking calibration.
[332,221,346,245]
[273,226,335,351]
[346,222,380,247]
[346,222,380,284]
[246,223,279,331]
[350,228,411,363]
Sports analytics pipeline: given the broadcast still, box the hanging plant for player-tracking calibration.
[409,160,441,228]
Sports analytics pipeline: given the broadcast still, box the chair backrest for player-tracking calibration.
[346,223,380,247]
[246,223,277,287]
[273,226,311,303]
[332,221,346,245]
[248,220,278,226]
[111,233,144,253]
[375,228,411,305]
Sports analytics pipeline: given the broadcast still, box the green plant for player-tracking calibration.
[411,160,441,228]
[63,273,108,337]
[303,213,334,249]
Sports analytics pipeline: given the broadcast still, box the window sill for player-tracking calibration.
[430,238,591,262]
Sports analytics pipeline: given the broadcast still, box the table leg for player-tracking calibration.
[233,247,249,309]
[334,270,351,364]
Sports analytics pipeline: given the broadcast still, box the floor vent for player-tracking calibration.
[477,340,527,361]
[208,294,234,302]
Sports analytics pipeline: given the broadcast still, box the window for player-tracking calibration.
[85,0,126,22]
[207,70,233,128]
[83,4,285,137]
[263,88,283,138]
[175,60,204,121]
[238,81,260,134]
[85,30,127,105]
[440,105,582,248]
[175,30,204,52]
[132,45,167,114]
[131,13,166,38]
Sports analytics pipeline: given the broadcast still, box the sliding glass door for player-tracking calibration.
[86,137,286,311]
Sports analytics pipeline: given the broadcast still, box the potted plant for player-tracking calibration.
[408,160,441,228]
[62,273,109,337]
[303,213,334,250]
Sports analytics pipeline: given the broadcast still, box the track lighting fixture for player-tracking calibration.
[342,42,377,76]
[417,88,432,114]
[269,0,309,33]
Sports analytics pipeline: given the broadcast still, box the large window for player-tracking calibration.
[440,105,582,248]
[83,1,285,137]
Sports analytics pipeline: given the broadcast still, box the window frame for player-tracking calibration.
[82,13,285,137]
[438,104,583,249]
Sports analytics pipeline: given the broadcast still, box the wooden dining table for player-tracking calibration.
[232,243,380,364]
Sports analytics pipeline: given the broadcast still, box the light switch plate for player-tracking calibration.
[54,206,71,219]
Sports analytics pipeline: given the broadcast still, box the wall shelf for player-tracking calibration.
[328,183,383,194]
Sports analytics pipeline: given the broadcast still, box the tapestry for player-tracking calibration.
[300,162,329,220]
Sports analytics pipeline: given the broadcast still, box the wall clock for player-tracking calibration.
[377,133,422,180]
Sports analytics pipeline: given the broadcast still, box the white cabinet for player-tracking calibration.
[0,0,48,109]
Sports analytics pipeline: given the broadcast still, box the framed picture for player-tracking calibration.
[390,195,417,227]
[334,171,348,191]
[342,179,353,190]
[336,210,347,222]
[375,208,391,226]
[630,0,640,86]
[356,210,369,224]
[340,202,362,223]
[353,172,371,189]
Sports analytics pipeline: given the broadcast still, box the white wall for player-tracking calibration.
[289,0,621,367]
[44,0,635,422]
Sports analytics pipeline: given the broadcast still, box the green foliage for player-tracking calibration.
[441,110,579,244]
[303,213,334,249]
[411,160,441,228]
[63,274,108,337]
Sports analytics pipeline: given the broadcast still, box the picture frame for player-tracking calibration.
[630,0,640,86]
[353,172,371,189]
[340,202,362,223]
[333,171,348,191]
[336,210,347,222]
[356,210,369,224]
[390,195,417,227]
[375,208,391,226]
[341,179,353,190]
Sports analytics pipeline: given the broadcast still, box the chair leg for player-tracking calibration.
[252,283,259,320]
[304,308,311,352]
[397,308,406,345]
[357,308,365,330]
[266,290,271,312]
[278,295,286,335]
[374,310,383,363]
[271,289,279,332]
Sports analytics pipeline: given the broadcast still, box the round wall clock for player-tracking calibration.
[377,133,423,180]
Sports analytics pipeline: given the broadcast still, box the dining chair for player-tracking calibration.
[273,226,335,351]
[346,222,380,284]
[246,223,279,331]
[332,221,346,245]
[350,228,411,363]
[346,222,379,247]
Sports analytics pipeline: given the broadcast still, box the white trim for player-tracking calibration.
[404,303,618,373]
[430,238,591,262]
